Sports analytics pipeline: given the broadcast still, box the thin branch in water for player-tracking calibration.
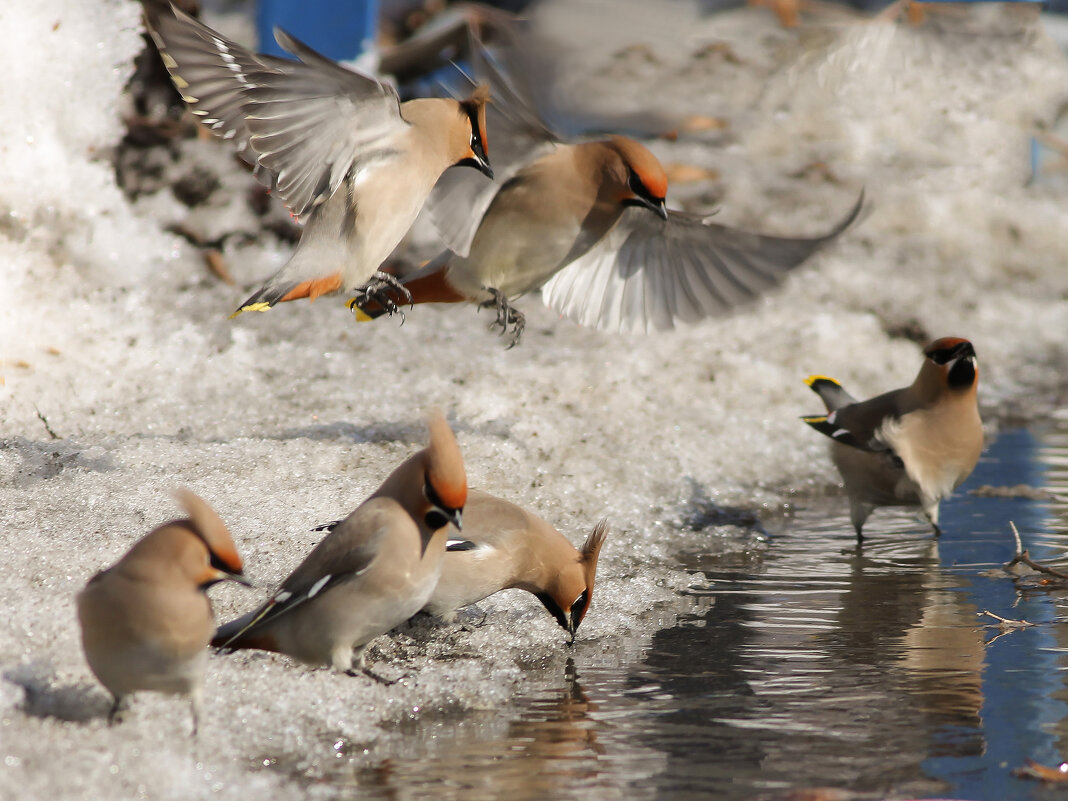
[977,609,1034,629]
[1005,521,1068,580]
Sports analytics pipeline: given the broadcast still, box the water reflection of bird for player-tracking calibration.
[803,337,983,542]
[348,659,606,799]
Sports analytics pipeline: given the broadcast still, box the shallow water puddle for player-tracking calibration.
[343,416,1068,801]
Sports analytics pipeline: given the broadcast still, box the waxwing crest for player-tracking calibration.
[174,489,244,575]
[573,519,609,631]
[580,519,609,599]
[424,411,467,513]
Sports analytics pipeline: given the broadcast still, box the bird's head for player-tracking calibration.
[922,336,978,392]
[536,519,609,643]
[455,84,493,179]
[607,136,668,220]
[422,410,467,533]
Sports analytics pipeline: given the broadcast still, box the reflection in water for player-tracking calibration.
[322,418,1068,800]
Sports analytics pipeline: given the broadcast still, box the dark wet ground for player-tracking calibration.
[336,415,1068,801]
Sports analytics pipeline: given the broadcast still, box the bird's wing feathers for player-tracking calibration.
[803,385,914,463]
[425,31,559,257]
[219,510,388,644]
[541,193,863,333]
[147,4,406,219]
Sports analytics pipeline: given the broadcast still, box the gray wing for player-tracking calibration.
[147,3,407,218]
[425,29,559,257]
[218,506,388,643]
[540,193,865,333]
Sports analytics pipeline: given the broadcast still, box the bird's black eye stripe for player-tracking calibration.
[423,476,461,521]
[460,103,487,160]
[424,477,447,512]
[928,348,954,365]
[628,168,662,204]
[536,593,569,632]
[926,341,975,365]
[572,590,590,622]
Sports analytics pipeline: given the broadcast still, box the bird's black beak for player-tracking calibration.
[624,194,668,220]
[449,507,463,532]
[460,144,493,180]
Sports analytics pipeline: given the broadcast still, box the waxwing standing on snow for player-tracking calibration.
[144,2,491,315]
[77,490,250,733]
[421,489,609,642]
[212,412,467,678]
[802,337,983,542]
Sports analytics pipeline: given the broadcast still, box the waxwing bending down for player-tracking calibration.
[76,490,249,733]
[144,2,491,315]
[351,32,862,346]
[212,412,467,677]
[802,337,983,542]
[421,490,609,643]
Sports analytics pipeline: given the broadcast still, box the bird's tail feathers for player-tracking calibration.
[232,272,344,318]
[804,374,858,411]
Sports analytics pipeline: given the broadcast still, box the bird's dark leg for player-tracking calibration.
[347,665,401,685]
[107,696,128,725]
[350,271,413,322]
[478,287,525,348]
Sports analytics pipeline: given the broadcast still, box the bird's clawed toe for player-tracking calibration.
[479,288,525,348]
[351,272,413,323]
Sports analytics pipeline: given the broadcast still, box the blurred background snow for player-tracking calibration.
[1,0,1067,798]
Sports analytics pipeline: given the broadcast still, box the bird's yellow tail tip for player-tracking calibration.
[230,302,272,319]
[804,374,840,387]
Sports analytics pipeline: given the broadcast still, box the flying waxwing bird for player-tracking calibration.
[76,490,250,733]
[351,32,863,346]
[144,2,492,315]
[802,337,983,543]
[212,412,467,678]
[420,490,608,643]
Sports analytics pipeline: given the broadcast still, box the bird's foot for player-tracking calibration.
[346,665,402,685]
[478,288,525,348]
[350,271,412,323]
[107,697,129,726]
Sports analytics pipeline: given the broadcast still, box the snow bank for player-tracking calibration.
[1,0,1067,798]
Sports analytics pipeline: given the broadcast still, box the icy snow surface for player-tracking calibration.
[2,0,1068,798]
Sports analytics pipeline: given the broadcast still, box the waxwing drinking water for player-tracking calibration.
[421,489,608,642]
[802,337,983,542]
[77,490,249,733]
[212,412,467,678]
[144,2,491,315]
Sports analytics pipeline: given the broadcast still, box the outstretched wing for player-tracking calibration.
[540,193,865,333]
[146,2,407,219]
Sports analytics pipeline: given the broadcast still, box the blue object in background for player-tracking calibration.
[257,0,379,62]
